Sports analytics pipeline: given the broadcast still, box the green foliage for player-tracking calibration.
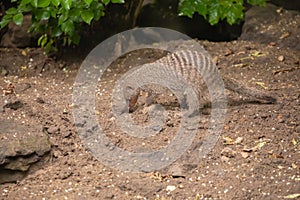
[0,0,266,53]
[178,0,266,25]
[0,0,124,53]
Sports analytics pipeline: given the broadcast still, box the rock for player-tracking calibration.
[278,55,285,62]
[240,4,279,43]
[221,155,230,162]
[271,0,300,11]
[168,163,185,178]
[240,151,249,159]
[166,185,176,192]
[240,4,300,51]
[2,96,23,110]
[0,119,51,184]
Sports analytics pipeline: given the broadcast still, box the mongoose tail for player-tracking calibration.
[222,75,277,104]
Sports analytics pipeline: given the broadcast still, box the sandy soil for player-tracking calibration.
[0,8,299,200]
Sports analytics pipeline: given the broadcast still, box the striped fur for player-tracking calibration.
[129,50,276,112]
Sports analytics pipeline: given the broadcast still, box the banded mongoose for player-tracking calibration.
[125,49,276,113]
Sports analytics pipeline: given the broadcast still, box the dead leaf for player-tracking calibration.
[21,65,27,70]
[235,137,243,144]
[233,63,248,68]
[269,152,284,159]
[224,48,233,56]
[280,32,290,39]
[21,50,27,56]
[223,136,243,145]
[273,66,300,75]
[283,193,300,199]
[291,163,297,169]
[2,83,15,96]
[252,141,267,151]
[1,68,8,76]
[223,136,234,145]
[292,138,297,146]
[212,56,218,65]
[236,51,246,55]
[256,141,267,148]
[256,82,268,90]
[240,51,266,60]
[251,50,266,57]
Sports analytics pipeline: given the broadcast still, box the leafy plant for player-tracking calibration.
[0,0,124,53]
[0,0,266,53]
[178,0,266,25]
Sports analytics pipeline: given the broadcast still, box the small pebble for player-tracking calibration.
[166,185,176,192]
[278,55,285,62]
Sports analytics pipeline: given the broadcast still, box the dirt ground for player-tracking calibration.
[0,7,299,200]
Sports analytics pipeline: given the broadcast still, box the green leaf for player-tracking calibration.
[51,0,60,7]
[81,10,94,24]
[53,26,62,37]
[92,2,104,20]
[21,0,33,5]
[6,8,18,15]
[111,0,124,3]
[195,1,207,18]
[61,20,74,34]
[0,19,10,29]
[50,8,58,17]
[35,9,51,20]
[67,37,72,46]
[31,0,38,7]
[226,4,244,25]
[69,8,82,22]
[44,39,57,54]
[235,0,244,6]
[178,0,196,18]
[61,0,72,10]
[13,13,24,26]
[70,33,80,45]
[247,0,266,6]
[38,34,48,47]
[58,13,68,25]
[208,5,220,25]
[102,0,110,5]
[84,0,93,6]
[37,0,51,7]
[19,4,33,12]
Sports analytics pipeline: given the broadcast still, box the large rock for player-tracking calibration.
[0,119,51,184]
[271,0,300,11]
[240,4,300,50]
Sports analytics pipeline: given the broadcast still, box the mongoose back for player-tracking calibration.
[127,49,276,112]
